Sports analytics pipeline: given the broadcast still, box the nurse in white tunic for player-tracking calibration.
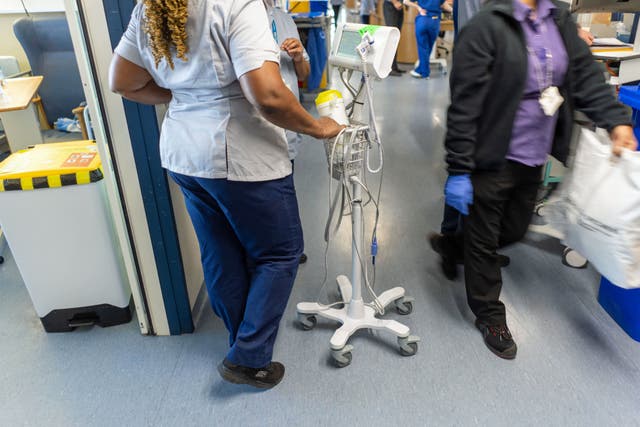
[109,0,342,389]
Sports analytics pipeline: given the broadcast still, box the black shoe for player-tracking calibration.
[389,69,402,77]
[498,254,510,267]
[475,320,517,360]
[299,253,308,264]
[428,233,458,281]
[217,358,285,389]
[396,68,407,74]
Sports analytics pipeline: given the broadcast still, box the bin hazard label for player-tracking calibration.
[61,153,97,168]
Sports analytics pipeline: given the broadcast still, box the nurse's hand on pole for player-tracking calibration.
[610,125,638,156]
[315,117,346,140]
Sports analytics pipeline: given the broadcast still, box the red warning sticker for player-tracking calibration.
[61,152,97,168]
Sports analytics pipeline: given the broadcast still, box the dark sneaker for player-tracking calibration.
[217,358,285,389]
[475,320,517,360]
[428,233,458,280]
[389,69,402,77]
[299,253,308,264]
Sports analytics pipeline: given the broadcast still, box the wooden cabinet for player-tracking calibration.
[398,7,418,64]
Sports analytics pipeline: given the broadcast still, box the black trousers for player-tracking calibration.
[333,5,341,26]
[441,204,462,235]
[463,161,542,325]
[383,1,404,71]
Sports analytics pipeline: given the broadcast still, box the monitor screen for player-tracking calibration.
[336,30,362,59]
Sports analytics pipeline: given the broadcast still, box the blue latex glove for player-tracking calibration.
[445,174,473,215]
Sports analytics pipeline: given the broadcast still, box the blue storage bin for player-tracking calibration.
[599,278,640,342]
[618,85,640,141]
[310,0,328,13]
[597,86,640,342]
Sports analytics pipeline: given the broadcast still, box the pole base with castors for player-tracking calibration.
[297,276,419,367]
[297,31,420,367]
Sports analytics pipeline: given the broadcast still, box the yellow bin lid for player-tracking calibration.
[315,89,343,106]
[0,141,103,192]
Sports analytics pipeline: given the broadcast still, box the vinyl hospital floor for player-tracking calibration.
[1,69,639,427]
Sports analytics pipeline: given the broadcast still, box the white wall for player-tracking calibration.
[1,1,64,13]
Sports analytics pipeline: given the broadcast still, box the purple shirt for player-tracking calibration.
[506,0,569,167]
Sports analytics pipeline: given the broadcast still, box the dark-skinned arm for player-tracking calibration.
[239,61,342,139]
[108,54,171,105]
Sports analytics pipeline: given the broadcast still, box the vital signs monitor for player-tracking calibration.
[330,24,401,79]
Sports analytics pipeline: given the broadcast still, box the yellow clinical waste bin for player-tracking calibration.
[0,141,131,332]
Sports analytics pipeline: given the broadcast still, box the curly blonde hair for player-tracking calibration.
[142,0,189,69]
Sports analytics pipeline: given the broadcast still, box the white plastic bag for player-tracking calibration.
[554,127,640,289]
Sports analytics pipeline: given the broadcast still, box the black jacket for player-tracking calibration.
[445,0,632,174]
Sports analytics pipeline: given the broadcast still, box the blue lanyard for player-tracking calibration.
[271,19,278,44]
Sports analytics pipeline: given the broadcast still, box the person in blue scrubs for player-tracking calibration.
[404,0,451,78]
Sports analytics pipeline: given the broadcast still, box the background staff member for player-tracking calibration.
[430,0,483,282]
[384,0,406,75]
[332,0,344,27]
[453,0,482,35]
[361,0,377,24]
[265,0,310,161]
[265,0,311,264]
[443,0,636,360]
[404,0,453,78]
[109,0,342,389]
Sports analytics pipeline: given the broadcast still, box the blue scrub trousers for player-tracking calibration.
[169,172,304,368]
[306,27,327,91]
[453,0,459,36]
[414,14,441,77]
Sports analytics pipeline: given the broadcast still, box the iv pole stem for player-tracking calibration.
[348,173,365,319]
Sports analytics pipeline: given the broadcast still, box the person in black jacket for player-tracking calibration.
[437,0,637,360]
[430,3,600,283]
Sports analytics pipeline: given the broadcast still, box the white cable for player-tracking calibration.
[312,44,388,314]
[358,56,385,293]
[345,80,384,292]
[340,69,358,99]
[343,176,385,315]
[313,130,347,309]
[351,177,383,300]
[362,69,384,174]
[324,128,350,242]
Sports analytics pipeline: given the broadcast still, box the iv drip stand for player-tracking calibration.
[296,59,420,368]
